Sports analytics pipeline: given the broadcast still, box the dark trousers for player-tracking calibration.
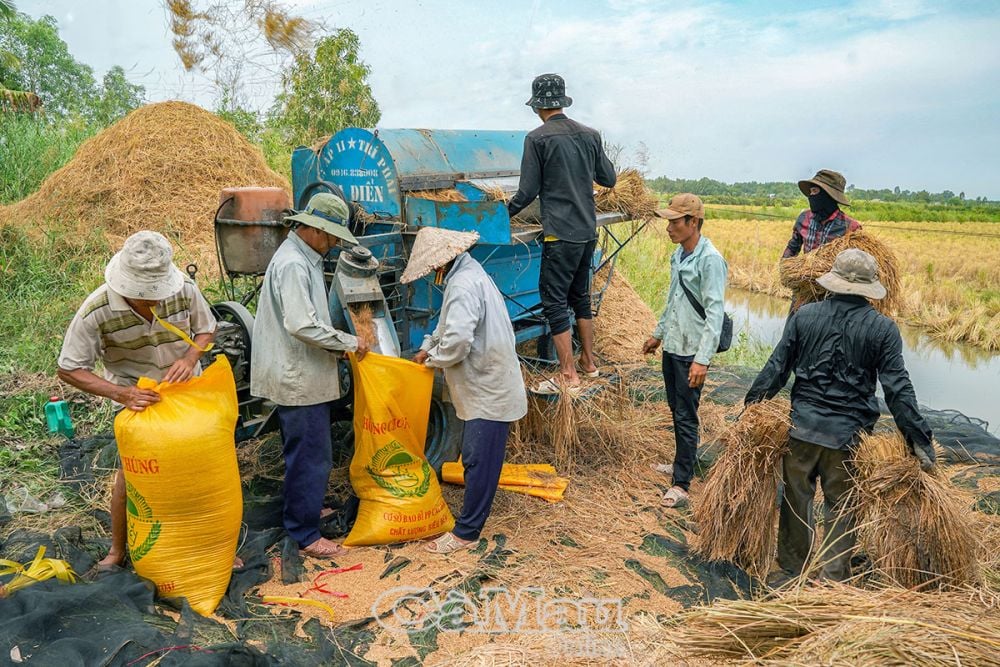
[662,353,702,491]
[778,437,856,581]
[277,402,334,548]
[539,239,597,336]
[453,419,510,541]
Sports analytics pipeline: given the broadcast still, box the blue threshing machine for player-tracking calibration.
[211,128,638,470]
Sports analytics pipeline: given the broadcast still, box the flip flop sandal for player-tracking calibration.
[300,539,347,559]
[661,486,689,508]
[577,364,600,378]
[650,463,673,475]
[426,532,474,554]
[531,379,582,396]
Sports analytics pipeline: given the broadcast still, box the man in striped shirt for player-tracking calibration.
[57,230,217,570]
[782,169,861,258]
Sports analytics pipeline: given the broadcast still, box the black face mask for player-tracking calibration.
[807,190,839,220]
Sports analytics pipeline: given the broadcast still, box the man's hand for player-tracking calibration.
[118,386,161,411]
[642,337,662,355]
[355,337,370,361]
[412,350,429,365]
[911,440,937,472]
[688,362,708,388]
[162,357,197,384]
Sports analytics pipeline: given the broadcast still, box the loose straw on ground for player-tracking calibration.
[779,230,902,316]
[693,398,791,578]
[675,582,1000,665]
[851,431,981,589]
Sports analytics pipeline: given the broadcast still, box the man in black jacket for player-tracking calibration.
[508,73,617,394]
[745,249,934,582]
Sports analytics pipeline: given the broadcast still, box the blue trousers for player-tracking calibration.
[277,402,333,548]
[453,419,510,541]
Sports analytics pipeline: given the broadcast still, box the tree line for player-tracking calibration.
[647,176,998,206]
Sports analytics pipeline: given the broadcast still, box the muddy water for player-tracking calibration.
[726,288,1000,434]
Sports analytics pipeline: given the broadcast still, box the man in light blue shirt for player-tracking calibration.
[642,193,728,509]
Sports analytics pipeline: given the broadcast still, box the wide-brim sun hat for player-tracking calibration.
[798,168,850,206]
[401,228,479,284]
[104,230,185,301]
[285,192,358,244]
[816,248,887,300]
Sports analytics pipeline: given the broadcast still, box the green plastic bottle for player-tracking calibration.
[44,395,75,438]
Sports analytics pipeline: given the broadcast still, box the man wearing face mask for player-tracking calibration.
[782,169,861,259]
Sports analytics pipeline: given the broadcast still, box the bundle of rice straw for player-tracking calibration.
[675,582,1000,665]
[851,431,980,589]
[693,398,791,578]
[779,230,902,316]
[407,188,467,202]
[591,266,658,365]
[594,168,658,221]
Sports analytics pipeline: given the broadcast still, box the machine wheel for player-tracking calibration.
[424,378,463,477]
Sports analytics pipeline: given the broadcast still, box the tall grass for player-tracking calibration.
[0,115,99,204]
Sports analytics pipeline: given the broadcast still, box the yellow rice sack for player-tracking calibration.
[114,356,242,615]
[344,354,454,546]
[441,461,569,502]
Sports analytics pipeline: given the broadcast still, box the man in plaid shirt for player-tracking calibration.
[783,169,861,258]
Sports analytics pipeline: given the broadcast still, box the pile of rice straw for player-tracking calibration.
[851,431,981,589]
[693,398,791,578]
[0,101,289,273]
[407,188,467,202]
[675,582,1000,665]
[591,266,658,365]
[779,230,902,316]
[594,168,658,221]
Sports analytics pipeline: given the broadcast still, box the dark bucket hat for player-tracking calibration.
[526,73,573,109]
[798,169,850,205]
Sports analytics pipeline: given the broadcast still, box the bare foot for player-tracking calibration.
[233,556,244,569]
[97,550,125,569]
[300,537,347,559]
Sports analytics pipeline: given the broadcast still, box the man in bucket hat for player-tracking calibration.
[403,228,527,554]
[507,73,617,394]
[745,249,934,583]
[57,230,218,570]
[251,192,369,559]
[783,169,861,259]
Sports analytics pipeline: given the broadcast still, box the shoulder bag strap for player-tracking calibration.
[676,271,707,321]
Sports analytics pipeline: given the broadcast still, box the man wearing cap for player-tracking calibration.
[745,249,934,583]
[783,169,861,259]
[251,192,369,559]
[403,228,527,554]
[57,230,218,570]
[641,194,728,509]
[507,73,617,394]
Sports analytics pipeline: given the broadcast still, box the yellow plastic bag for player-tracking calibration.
[344,353,454,546]
[441,461,569,503]
[114,356,242,615]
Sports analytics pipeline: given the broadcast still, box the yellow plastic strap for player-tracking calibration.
[262,595,336,619]
[151,307,213,353]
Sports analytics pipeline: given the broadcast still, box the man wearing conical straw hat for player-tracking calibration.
[745,249,934,583]
[783,169,861,259]
[402,228,527,554]
[507,73,618,394]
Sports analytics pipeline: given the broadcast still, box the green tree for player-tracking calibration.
[0,12,97,116]
[93,65,145,125]
[271,29,380,146]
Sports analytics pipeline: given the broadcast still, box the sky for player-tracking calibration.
[19,0,1000,198]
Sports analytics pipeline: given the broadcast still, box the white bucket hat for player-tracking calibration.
[400,228,479,284]
[104,231,186,300]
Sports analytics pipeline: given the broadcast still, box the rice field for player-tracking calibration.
[611,218,1000,351]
